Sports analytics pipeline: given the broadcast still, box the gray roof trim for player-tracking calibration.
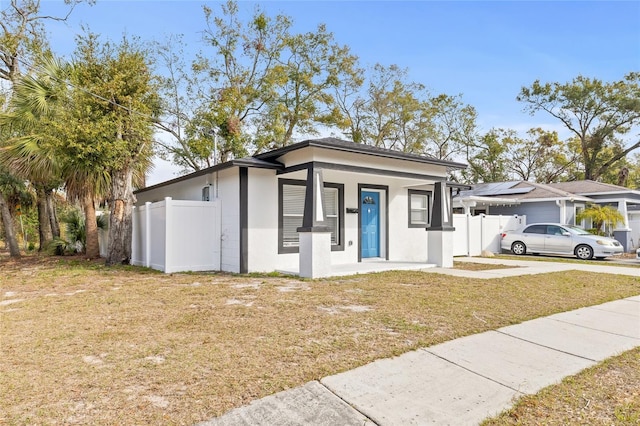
[255,137,468,170]
[135,157,283,194]
[232,157,284,170]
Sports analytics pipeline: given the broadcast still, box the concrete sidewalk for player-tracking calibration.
[431,256,640,279]
[199,259,640,426]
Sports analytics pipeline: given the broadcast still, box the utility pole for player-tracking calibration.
[208,127,219,166]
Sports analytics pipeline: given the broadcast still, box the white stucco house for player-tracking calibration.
[134,137,467,277]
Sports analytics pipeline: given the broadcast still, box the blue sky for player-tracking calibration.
[38,1,640,184]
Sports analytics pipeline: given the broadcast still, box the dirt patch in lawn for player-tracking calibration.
[1,255,639,425]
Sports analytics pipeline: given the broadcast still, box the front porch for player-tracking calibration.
[282,162,461,278]
[278,258,437,278]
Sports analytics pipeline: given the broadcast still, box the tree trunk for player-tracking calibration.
[36,185,53,251]
[0,191,21,257]
[46,189,60,238]
[106,167,135,265]
[84,195,100,259]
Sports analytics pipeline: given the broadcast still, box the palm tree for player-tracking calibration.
[0,170,23,257]
[0,57,110,258]
[0,130,63,248]
[576,204,625,236]
[1,57,65,252]
[0,96,23,257]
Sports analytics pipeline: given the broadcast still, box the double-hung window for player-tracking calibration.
[279,179,344,253]
[408,189,431,227]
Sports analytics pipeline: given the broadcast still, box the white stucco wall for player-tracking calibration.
[246,168,279,272]
[340,181,363,263]
[218,173,240,273]
[278,147,447,179]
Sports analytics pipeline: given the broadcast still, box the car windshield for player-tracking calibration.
[563,225,592,235]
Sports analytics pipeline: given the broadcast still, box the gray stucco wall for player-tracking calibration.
[489,201,560,224]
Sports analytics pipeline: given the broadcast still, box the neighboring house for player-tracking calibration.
[135,137,467,277]
[455,180,640,251]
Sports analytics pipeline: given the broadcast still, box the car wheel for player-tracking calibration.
[575,244,593,260]
[511,241,526,255]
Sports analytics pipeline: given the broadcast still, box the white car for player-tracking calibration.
[500,223,624,260]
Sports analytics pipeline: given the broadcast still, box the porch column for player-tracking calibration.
[297,165,332,278]
[426,181,455,267]
[614,199,631,251]
[617,199,630,229]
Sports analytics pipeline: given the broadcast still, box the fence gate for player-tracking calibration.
[132,197,221,273]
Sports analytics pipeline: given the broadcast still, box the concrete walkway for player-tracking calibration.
[199,260,640,426]
[279,255,640,279]
[429,256,640,279]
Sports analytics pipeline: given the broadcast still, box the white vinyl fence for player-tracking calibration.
[131,197,221,273]
[453,214,526,257]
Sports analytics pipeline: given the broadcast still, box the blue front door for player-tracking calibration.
[361,191,380,258]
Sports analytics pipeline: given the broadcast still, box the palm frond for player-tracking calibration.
[0,135,60,181]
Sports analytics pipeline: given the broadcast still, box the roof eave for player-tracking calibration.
[255,138,468,170]
[135,158,283,194]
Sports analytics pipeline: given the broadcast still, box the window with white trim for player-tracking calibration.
[279,179,344,253]
[408,189,431,227]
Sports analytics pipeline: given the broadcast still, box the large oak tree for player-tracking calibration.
[518,73,640,181]
[70,34,159,265]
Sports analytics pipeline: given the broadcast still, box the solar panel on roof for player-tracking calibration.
[492,187,534,196]
[472,185,534,196]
